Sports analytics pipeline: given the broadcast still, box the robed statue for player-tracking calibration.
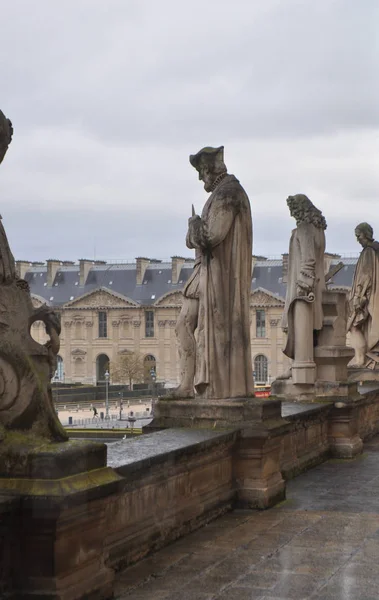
[278,194,326,385]
[347,222,379,369]
[0,109,67,441]
[174,146,254,399]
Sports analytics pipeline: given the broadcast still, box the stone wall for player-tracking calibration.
[5,393,379,598]
[280,404,331,479]
[105,429,237,570]
[356,391,379,439]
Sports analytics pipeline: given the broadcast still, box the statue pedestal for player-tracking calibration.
[348,367,379,392]
[292,361,316,384]
[273,290,356,402]
[0,436,122,599]
[146,397,289,510]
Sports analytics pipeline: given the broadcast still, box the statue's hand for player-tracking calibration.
[188,215,201,226]
[296,280,312,297]
[353,295,366,310]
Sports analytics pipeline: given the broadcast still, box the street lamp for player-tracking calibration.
[150,367,156,415]
[118,391,123,421]
[105,370,110,420]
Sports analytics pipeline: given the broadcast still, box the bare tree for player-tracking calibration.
[110,352,145,390]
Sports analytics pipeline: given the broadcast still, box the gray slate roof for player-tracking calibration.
[24,258,358,308]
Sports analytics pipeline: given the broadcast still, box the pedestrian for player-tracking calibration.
[93,406,98,418]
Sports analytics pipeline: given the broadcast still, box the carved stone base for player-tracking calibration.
[292,361,316,385]
[145,396,284,431]
[271,379,315,401]
[0,435,106,479]
[348,367,379,383]
[271,379,359,402]
[0,439,122,600]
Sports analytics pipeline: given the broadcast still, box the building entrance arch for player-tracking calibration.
[96,353,110,383]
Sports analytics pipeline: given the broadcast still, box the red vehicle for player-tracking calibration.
[254,385,271,398]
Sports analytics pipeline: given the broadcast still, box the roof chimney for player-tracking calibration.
[324,252,341,277]
[136,257,150,285]
[171,256,185,285]
[252,255,266,278]
[79,259,94,286]
[15,260,31,280]
[46,259,61,287]
[282,254,289,283]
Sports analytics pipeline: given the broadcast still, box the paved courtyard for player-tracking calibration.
[115,435,379,600]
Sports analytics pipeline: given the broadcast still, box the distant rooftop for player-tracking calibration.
[19,254,359,308]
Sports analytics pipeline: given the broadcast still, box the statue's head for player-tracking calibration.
[0,110,13,165]
[287,194,327,230]
[355,222,374,248]
[189,146,227,192]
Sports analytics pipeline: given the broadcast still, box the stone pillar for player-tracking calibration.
[235,431,286,509]
[1,442,120,600]
[292,301,316,385]
[328,402,363,458]
[314,289,356,398]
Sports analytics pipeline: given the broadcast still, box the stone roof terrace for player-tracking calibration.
[115,434,379,600]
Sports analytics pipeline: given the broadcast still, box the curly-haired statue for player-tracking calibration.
[279,194,327,385]
[347,222,379,369]
[0,109,67,441]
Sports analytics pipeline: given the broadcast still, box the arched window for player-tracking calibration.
[144,354,156,382]
[254,354,268,383]
[54,355,64,382]
[96,353,110,383]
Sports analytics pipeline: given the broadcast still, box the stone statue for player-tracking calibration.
[174,146,254,399]
[347,222,379,369]
[0,109,67,441]
[278,194,326,385]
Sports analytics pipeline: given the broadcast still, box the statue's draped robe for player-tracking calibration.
[348,242,379,353]
[282,222,326,359]
[185,174,253,399]
[0,216,16,283]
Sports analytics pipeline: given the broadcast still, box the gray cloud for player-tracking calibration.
[1,0,378,261]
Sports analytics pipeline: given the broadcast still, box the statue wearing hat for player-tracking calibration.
[173,146,254,399]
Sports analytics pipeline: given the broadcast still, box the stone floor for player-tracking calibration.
[115,435,379,600]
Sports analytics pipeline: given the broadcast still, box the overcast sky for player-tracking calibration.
[1,0,378,262]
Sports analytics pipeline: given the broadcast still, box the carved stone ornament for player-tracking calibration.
[133,320,141,328]
[251,290,285,308]
[112,320,121,327]
[158,320,177,327]
[270,319,281,327]
[155,291,183,306]
[0,109,68,442]
[85,321,94,327]
[71,348,87,356]
[65,288,137,309]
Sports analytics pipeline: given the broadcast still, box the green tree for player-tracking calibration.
[110,352,144,390]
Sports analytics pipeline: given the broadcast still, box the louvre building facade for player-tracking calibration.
[20,254,357,387]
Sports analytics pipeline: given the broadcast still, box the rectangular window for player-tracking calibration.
[256,309,266,338]
[98,311,107,338]
[145,310,154,338]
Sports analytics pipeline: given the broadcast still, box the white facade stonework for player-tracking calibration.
[25,256,355,386]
